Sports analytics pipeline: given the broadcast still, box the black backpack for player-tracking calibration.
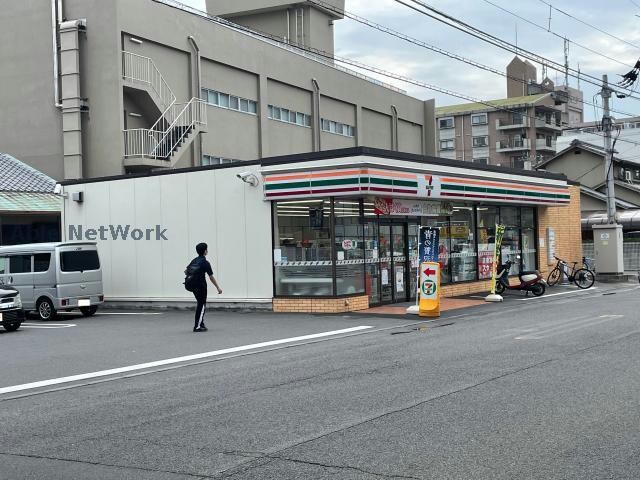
[183,260,201,292]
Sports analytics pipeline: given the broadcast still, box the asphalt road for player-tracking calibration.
[1,284,640,479]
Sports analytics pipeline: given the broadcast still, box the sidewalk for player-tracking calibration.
[359,297,487,316]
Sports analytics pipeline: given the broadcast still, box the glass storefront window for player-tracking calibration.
[426,216,451,285]
[521,207,536,272]
[477,207,498,279]
[334,200,365,295]
[273,198,333,296]
[449,206,477,282]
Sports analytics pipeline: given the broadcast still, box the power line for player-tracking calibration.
[538,0,640,52]
[628,0,640,10]
[159,0,640,149]
[307,0,640,119]
[395,0,640,102]
[480,0,633,69]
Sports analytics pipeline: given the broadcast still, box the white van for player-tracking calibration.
[0,242,104,320]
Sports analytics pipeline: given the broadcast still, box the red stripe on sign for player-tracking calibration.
[265,190,313,197]
[310,187,363,194]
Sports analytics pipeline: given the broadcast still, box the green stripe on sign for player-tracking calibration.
[266,181,311,190]
[360,177,370,184]
[370,177,394,186]
[311,178,359,187]
[393,179,419,188]
[441,184,569,200]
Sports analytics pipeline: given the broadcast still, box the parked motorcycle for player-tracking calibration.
[495,259,546,296]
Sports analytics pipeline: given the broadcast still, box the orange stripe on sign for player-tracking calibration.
[441,177,566,193]
[367,169,416,179]
[265,170,362,182]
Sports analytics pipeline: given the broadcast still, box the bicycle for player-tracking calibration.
[547,256,595,289]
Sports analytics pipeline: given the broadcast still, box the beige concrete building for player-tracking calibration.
[435,93,564,169]
[0,0,435,181]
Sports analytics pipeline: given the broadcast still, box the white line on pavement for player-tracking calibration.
[0,326,373,395]
[20,323,76,329]
[519,287,597,300]
[515,315,624,340]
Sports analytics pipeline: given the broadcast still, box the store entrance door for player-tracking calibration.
[379,222,408,304]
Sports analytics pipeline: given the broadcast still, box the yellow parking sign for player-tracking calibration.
[419,262,440,317]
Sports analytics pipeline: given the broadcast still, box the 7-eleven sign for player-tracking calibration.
[419,262,440,317]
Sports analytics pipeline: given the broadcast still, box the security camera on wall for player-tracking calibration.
[236,172,259,187]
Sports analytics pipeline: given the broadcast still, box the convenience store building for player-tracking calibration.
[60,147,582,312]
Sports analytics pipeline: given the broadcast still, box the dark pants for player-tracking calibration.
[193,285,207,329]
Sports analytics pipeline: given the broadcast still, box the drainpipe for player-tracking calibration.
[391,105,399,151]
[59,19,87,179]
[188,35,202,167]
[51,0,64,108]
[286,9,290,43]
[460,116,465,161]
[312,78,321,152]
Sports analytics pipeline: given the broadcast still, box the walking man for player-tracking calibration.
[186,242,222,332]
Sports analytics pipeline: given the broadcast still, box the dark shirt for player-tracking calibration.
[188,256,213,287]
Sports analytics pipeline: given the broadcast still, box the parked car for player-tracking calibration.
[0,286,25,332]
[0,242,104,321]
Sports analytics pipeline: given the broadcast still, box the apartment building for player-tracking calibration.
[435,93,564,169]
[0,0,435,181]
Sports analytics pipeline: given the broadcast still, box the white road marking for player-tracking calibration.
[0,326,373,394]
[519,287,597,300]
[56,312,163,316]
[515,315,624,340]
[20,323,76,329]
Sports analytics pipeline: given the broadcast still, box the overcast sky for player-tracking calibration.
[182,0,640,121]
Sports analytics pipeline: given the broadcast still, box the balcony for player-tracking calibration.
[496,138,530,153]
[496,117,530,130]
[536,138,557,152]
[535,117,562,131]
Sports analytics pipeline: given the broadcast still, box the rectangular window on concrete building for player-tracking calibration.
[440,139,455,150]
[473,158,488,165]
[269,104,311,128]
[321,118,356,137]
[273,199,334,296]
[472,136,489,148]
[334,200,365,296]
[439,117,454,129]
[202,88,257,116]
[471,114,488,125]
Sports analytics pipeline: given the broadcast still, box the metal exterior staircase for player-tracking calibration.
[122,51,207,168]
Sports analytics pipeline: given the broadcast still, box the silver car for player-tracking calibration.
[0,242,104,321]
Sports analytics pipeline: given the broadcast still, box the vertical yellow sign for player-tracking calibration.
[419,261,440,317]
[490,224,506,295]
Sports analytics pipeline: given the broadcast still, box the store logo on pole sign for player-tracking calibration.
[373,198,453,216]
[420,264,438,299]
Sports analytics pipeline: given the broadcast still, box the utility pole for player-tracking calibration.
[601,75,616,224]
[593,74,624,277]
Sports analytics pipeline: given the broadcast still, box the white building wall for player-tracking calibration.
[63,167,273,304]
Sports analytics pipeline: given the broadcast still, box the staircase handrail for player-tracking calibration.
[122,51,177,112]
[150,98,207,159]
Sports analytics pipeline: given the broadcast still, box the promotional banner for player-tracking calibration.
[373,198,453,217]
[490,224,506,295]
[419,226,440,263]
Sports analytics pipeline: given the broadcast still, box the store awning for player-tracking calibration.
[0,191,62,213]
[262,154,570,206]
